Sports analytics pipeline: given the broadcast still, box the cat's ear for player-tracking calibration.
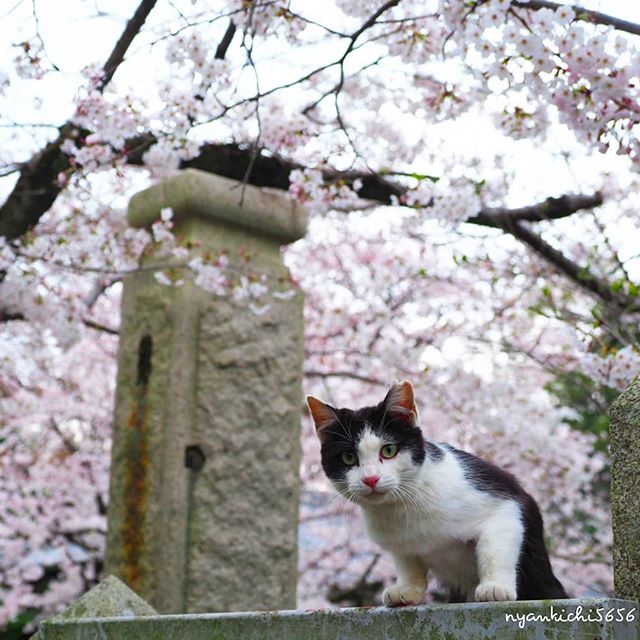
[383,380,418,425]
[306,396,338,440]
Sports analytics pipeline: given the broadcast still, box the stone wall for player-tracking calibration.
[37,578,639,640]
[610,376,640,603]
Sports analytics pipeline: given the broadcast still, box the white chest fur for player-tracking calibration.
[360,448,523,599]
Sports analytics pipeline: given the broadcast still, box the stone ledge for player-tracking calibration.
[38,598,639,639]
[128,169,307,244]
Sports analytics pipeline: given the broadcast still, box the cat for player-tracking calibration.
[306,380,568,606]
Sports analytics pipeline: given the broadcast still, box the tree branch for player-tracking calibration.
[0,124,75,240]
[304,369,387,386]
[0,0,158,240]
[82,318,119,335]
[124,137,404,202]
[214,19,237,59]
[468,193,603,227]
[98,0,158,91]
[505,220,639,311]
[512,0,640,38]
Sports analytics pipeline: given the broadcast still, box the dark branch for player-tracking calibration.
[49,417,79,454]
[214,20,237,59]
[511,0,640,38]
[468,193,604,227]
[0,125,75,240]
[344,0,400,57]
[304,369,386,386]
[0,126,617,308]
[124,137,404,203]
[469,193,637,311]
[99,0,159,91]
[82,318,119,335]
[327,553,383,607]
[0,310,25,322]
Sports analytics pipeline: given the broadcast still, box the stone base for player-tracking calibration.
[38,599,638,639]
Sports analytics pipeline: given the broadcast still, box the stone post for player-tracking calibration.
[609,376,640,603]
[104,169,307,614]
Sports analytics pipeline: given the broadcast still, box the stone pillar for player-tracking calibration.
[104,169,307,614]
[609,376,640,602]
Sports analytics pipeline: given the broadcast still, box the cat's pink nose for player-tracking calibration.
[363,476,380,489]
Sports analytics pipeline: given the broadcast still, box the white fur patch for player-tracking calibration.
[353,444,523,603]
[342,428,418,503]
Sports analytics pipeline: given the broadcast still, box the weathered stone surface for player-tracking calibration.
[610,376,640,602]
[128,168,307,243]
[186,287,302,612]
[49,576,156,624]
[38,599,640,640]
[104,171,305,614]
[33,577,155,640]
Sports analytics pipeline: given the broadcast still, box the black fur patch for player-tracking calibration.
[445,445,568,600]
[425,441,445,461]
[319,400,434,481]
[445,445,523,499]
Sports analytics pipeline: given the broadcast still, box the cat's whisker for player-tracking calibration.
[334,413,352,441]
[390,486,416,517]
[321,428,353,440]
[394,480,429,515]
[395,485,421,515]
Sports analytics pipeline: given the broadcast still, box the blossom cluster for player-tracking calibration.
[13,39,48,80]
[260,107,313,153]
[289,169,362,214]
[0,331,113,629]
[582,346,640,391]
[399,177,482,226]
[229,0,306,41]
[71,89,148,152]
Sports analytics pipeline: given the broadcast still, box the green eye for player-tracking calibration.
[341,451,358,466]
[380,444,398,459]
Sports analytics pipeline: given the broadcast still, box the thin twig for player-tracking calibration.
[512,0,640,37]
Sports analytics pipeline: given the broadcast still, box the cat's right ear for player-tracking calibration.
[383,380,418,425]
[306,396,337,441]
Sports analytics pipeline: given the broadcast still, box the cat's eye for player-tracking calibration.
[380,444,398,459]
[341,451,358,466]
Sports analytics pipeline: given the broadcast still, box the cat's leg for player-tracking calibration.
[382,554,428,606]
[474,500,523,602]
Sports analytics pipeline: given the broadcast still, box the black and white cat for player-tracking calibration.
[307,380,568,606]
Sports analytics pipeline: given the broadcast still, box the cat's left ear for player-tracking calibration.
[306,396,338,441]
[383,380,418,425]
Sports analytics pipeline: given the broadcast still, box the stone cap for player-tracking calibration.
[128,169,307,244]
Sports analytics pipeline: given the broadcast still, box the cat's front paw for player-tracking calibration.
[382,584,425,607]
[475,581,517,602]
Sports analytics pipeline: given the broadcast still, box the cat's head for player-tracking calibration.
[306,381,427,507]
